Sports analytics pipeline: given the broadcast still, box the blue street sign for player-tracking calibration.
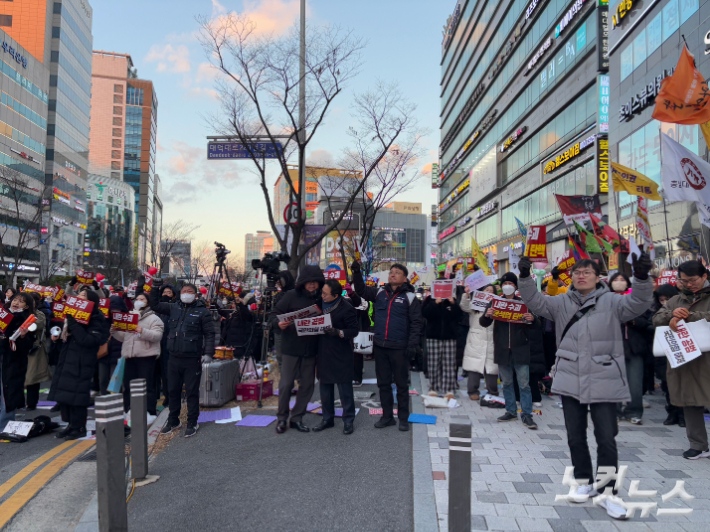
[207,141,283,160]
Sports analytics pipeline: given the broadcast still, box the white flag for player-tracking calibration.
[626,235,642,264]
[698,202,710,229]
[509,246,520,275]
[661,133,710,211]
[487,250,495,273]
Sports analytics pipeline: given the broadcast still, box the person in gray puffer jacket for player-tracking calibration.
[517,254,654,521]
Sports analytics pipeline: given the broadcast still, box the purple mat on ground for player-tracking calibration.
[36,401,57,407]
[236,415,277,427]
[288,399,321,411]
[197,409,232,423]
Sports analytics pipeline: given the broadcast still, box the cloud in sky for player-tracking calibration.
[145,44,191,73]
[242,0,301,36]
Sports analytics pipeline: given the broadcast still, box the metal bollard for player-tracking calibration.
[448,421,472,532]
[130,378,148,480]
[95,394,128,532]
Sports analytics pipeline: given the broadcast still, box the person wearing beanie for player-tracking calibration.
[479,270,539,430]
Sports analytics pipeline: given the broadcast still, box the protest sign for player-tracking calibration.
[23,283,45,295]
[490,298,530,323]
[524,225,547,260]
[657,270,677,287]
[457,257,475,273]
[556,250,576,272]
[218,282,235,298]
[112,311,140,333]
[76,270,95,285]
[98,298,109,317]
[659,320,703,369]
[509,247,520,275]
[0,307,14,332]
[626,235,642,264]
[324,269,346,286]
[2,421,33,437]
[409,271,420,286]
[278,304,322,324]
[295,314,332,336]
[469,290,500,312]
[365,276,378,287]
[64,296,94,325]
[53,286,65,302]
[465,270,498,292]
[558,272,572,287]
[51,301,65,322]
[431,280,456,299]
[143,277,153,294]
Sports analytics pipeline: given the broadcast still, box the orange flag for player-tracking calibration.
[652,45,710,125]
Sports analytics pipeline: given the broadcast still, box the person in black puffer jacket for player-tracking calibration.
[422,294,462,399]
[272,271,295,369]
[219,291,254,358]
[95,295,127,396]
[49,290,109,439]
[270,265,324,434]
[155,284,176,407]
[514,313,547,408]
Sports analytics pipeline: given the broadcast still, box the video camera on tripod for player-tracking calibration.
[252,251,290,283]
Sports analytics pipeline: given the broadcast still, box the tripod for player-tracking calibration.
[206,242,234,306]
[254,273,279,408]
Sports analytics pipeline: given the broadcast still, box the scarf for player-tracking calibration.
[322,296,342,314]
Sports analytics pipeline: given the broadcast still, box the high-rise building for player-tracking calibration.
[161,239,191,277]
[437,0,609,274]
[1,0,94,278]
[245,231,273,271]
[89,50,161,270]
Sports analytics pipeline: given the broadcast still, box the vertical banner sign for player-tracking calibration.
[598,75,610,132]
[608,252,619,270]
[53,286,65,302]
[98,298,109,317]
[524,226,547,260]
[596,135,610,193]
[636,197,654,255]
[432,163,439,189]
[597,0,609,72]
[51,301,65,322]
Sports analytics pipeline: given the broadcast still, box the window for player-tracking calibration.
[53,2,61,13]
[111,161,121,170]
[54,225,59,235]
[111,172,121,179]
[111,150,121,159]
[114,84,123,94]
[680,0,697,24]
[112,139,122,148]
[113,106,123,115]
[620,44,633,81]
[663,0,679,40]
[633,29,646,70]
[52,26,60,38]
[51,250,58,261]
[0,15,12,27]
[113,95,122,104]
[647,13,662,55]
[112,128,121,137]
[113,117,121,126]
[50,51,59,62]
[77,233,82,245]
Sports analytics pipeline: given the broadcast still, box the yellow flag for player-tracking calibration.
[700,121,710,152]
[471,237,491,275]
[611,162,662,201]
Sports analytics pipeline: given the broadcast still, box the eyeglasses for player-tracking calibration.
[572,269,596,278]
[679,276,702,284]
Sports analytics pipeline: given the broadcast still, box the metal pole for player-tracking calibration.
[95,394,127,532]
[130,379,149,481]
[298,0,306,219]
[448,421,472,532]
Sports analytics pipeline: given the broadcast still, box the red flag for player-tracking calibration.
[555,194,603,226]
[652,45,710,125]
[589,213,629,253]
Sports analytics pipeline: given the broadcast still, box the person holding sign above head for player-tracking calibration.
[653,260,710,460]
[518,254,653,520]
[270,265,325,434]
[313,279,359,435]
[49,290,109,440]
[479,272,538,430]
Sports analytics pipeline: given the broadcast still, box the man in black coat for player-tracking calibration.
[422,294,462,399]
[480,272,539,430]
[313,279,360,435]
[150,280,215,438]
[219,292,254,358]
[270,265,325,434]
[351,262,424,432]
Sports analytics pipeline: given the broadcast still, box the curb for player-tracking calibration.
[410,371,439,532]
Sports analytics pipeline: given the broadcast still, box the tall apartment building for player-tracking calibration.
[437,0,609,273]
[245,231,273,271]
[89,50,161,270]
[0,0,94,277]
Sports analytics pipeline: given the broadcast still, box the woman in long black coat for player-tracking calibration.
[219,294,254,358]
[0,292,37,431]
[313,279,359,435]
[49,290,110,439]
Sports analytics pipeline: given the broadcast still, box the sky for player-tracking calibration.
[92,0,452,260]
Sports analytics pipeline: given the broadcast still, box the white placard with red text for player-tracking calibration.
[431,280,456,299]
[295,314,333,336]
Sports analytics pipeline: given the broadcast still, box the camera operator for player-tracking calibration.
[219,291,255,359]
[149,280,215,438]
[270,265,325,434]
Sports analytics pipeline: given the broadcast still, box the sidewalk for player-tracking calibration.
[419,373,710,532]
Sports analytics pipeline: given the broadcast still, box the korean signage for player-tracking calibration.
[278,304,322,324]
[432,163,439,189]
[442,3,462,48]
[660,320,702,369]
[611,0,633,28]
[500,127,528,152]
[440,82,486,155]
[64,296,94,325]
[543,135,595,175]
[596,135,610,194]
[295,314,333,336]
[112,312,140,333]
[51,301,65,322]
[657,270,678,287]
[556,0,588,38]
[491,298,530,323]
[619,68,673,122]
[469,290,500,312]
[207,141,283,160]
[476,201,498,219]
[0,307,13,332]
[76,270,94,284]
[598,75,610,133]
[525,0,542,19]
[439,177,470,212]
[1,40,27,69]
[526,37,553,74]
[598,0,609,71]
[431,280,457,299]
[324,269,347,285]
[439,226,456,241]
[524,226,547,260]
[440,110,497,183]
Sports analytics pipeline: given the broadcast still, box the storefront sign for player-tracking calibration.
[611,0,633,28]
[10,148,40,164]
[598,0,609,71]
[442,3,462,48]
[439,177,470,212]
[441,82,486,154]
[440,109,498,183]
[618,68,673,122]
[596,135,610,193]
[543,134,596,174]
[1,41,27,69]
[526,37,553,74]
[432,163,439,189]
[51,216,69,226]
[476,201,498,219]
[457,216,472,228]
[598,75,610,133]
[439,226,457,241]
[555,0,588,38]
[526,0,542,19]
[500,127,528,152]
[488,21,526,82]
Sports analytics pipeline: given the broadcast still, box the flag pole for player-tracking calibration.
[658,125,675,259]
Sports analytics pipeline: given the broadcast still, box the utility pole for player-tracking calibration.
[298,0,306,228]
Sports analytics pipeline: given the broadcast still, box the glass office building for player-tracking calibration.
[437,0,610,271]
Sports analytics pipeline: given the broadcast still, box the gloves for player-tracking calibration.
[69,276,78,286]
[92,280,100,289]
[518,257,532,278]
[631,252,653,280]
[551,266,560,280]
[152,277,163,286]
[350,261,361,275]
[323,328,340,337]
[407,345,421,361]
[201,355,212,364]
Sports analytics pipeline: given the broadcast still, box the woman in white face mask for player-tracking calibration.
[110,293,164,422]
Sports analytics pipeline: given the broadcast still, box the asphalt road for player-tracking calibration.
[127,361,414,532]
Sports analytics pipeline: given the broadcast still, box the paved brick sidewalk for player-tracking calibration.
[420,374,710,532]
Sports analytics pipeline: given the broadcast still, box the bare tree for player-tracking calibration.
[155,220,200,275]
[181,239,214,285]
[198,13,421,276]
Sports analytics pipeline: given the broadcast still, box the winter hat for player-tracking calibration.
[500,272,518,287]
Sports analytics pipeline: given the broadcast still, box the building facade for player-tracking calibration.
[89,50,161,269]
[161,238,191,277]
[1,0,94,279]
[437,0,610,273]
[608,0,708,269]
[245,231,274,271]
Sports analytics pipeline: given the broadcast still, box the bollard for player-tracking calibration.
[130,378,148,480]
[95,394,128,532]
[448,421,472,532]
